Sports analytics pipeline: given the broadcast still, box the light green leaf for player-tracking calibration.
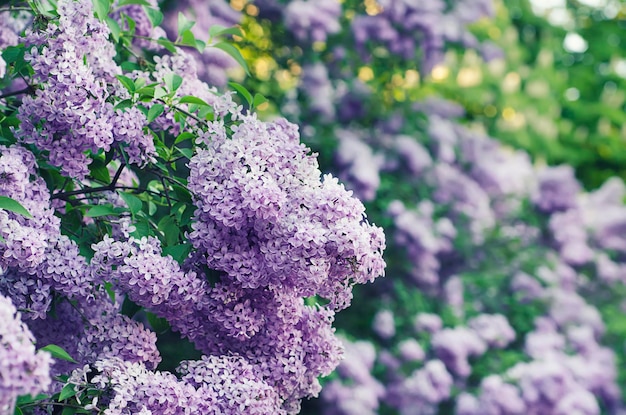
[0,196,32,219]
[174,132,196,144]
[147,104,165,123]
[92,0,111,20]
[144,7,163,27]
[85,204,118,218]
[105,17,121,42]
[209,25,243,38]
[178,96,210,106]
[252,93,268,108]
[164,73,183,93]
[118,0,151,6]
[228,81,253,106]
[119,192,142,215]
[40,345,78,363]
[214,43,249,75]
[177,12,195,36]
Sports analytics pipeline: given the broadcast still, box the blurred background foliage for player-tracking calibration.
[224,0,626,190]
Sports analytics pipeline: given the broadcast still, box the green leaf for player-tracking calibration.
[174,132,196,144]
[59,383,77,401]
[209,25,243,39]
[105,17,121,42]
[215,42,249,75]
[178,96,210,106]
[163,243,192,264]
[147,104,165,123]
[85,204,118,218]
[176,147,194,159]
[177,12,195,36]
[40,345,77,363]
[114,99,133,111]
[180,30,196,47]
[61,407,77,415]
[118,0,151,6]
[92,0,111,20]
[0,196,32,219]
[157,37,176,53]
[252,93,268,108]
[119,192,142,215]
[89,158,111,184]
[164,73,183,93]
[228,81,253,106]
[147,312,170,334]
[144,7,163,27]
[195,39,206,53]
[116,75,136,93]
[2,46,25,64]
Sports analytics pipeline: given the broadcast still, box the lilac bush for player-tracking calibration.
[0,0,385,413]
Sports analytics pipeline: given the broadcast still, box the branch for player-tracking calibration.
[0,85,36,100]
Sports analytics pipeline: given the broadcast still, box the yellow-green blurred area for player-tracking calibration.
[225,0,626,190]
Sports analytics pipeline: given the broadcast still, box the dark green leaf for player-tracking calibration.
[88,158,111,184]
[0,196,32,219]
[85,204,118,218]
[147,104,165,123]
[174,132,196,144]
[114,99,133,111]
[176,147,193,159]
[163,243,192,264]
[147,312,170,334]
[59,384,77,401]
[40,345,77,363]
[61,407,76,415]
[214,43,249,75]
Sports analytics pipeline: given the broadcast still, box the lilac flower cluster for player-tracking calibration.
[284,0,342,44]
[16,0,155,178]
[0,294,51,413]
[351,0,496,72]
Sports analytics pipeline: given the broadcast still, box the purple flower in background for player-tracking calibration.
[468,314,515,348]
[372,309,395,339]
[285,0,341,43]
[533,165,580,213]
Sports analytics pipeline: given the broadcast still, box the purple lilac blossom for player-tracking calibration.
[334,129,383,201]
[284,0,341,44]
[372,309,395,339]
[533,165,580,213]
[351,0,494,72]
[17,0,156,178]
[467,314,515,348]
[431,327,487,377]
[0,294,52,413]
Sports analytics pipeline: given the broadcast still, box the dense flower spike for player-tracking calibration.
[188,113,386,309]
[0,294,51,413]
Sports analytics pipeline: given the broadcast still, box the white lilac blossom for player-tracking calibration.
[0,294,52,413]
